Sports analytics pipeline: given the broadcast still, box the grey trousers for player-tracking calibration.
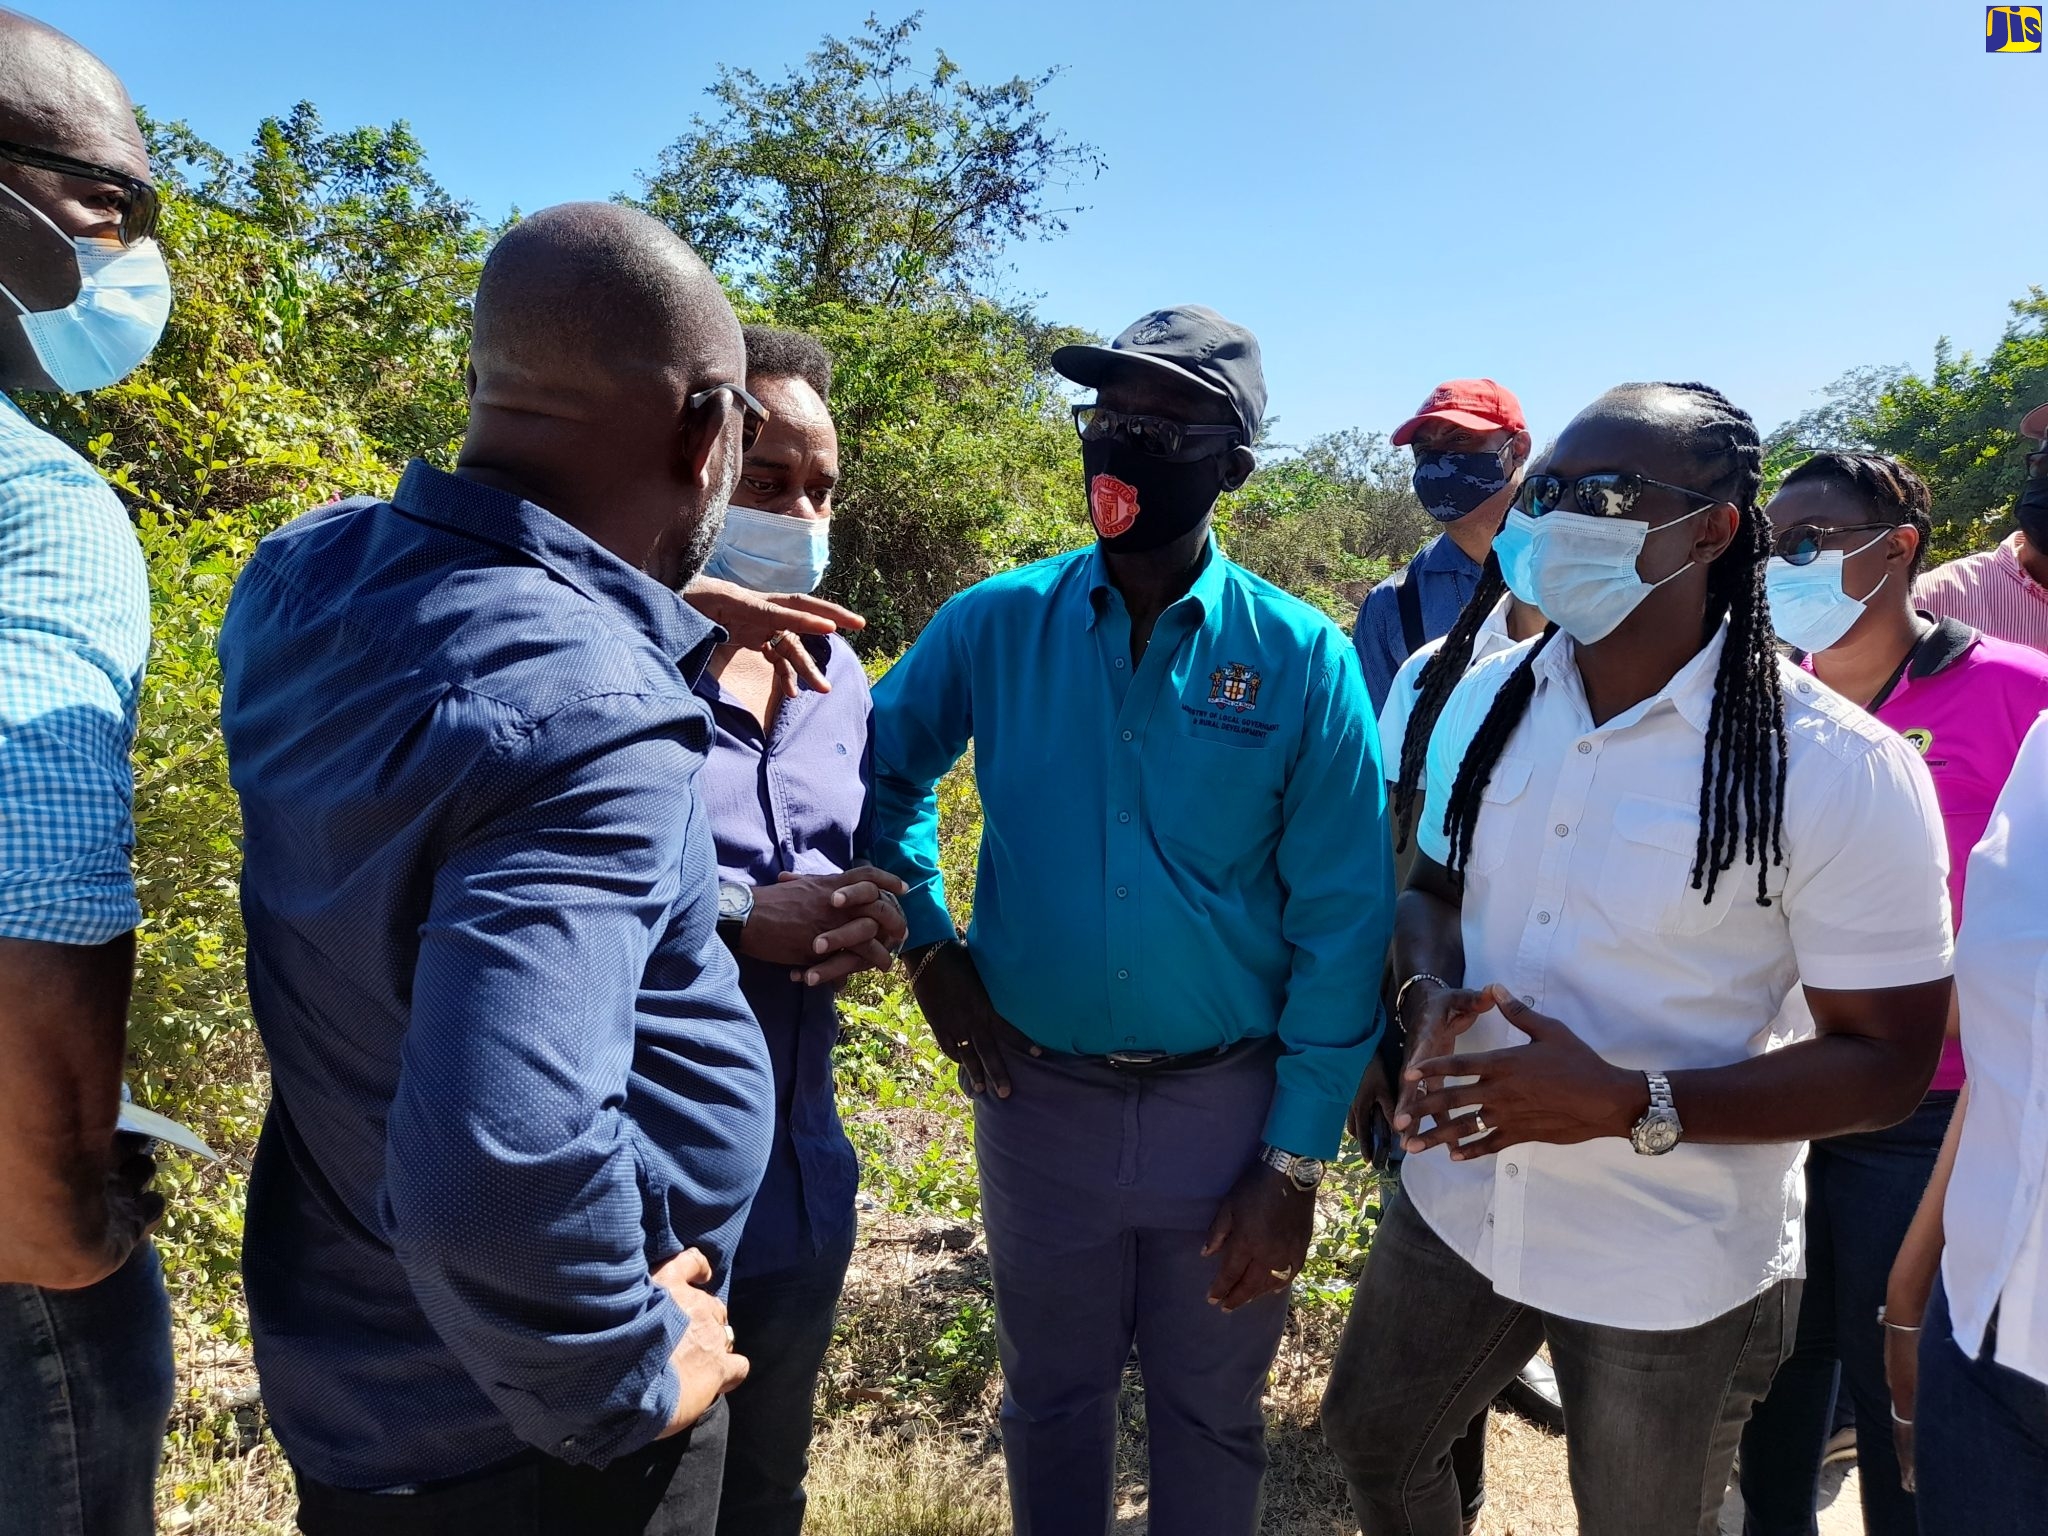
[974,1041,1289,1536]
[1321,1187,1797,1536]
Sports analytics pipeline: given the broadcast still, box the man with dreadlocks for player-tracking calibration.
[1320,383,1957,1536]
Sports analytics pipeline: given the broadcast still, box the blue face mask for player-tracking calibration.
[701,504,831,594]
[1764,534,1890,655]
[1412,446,1512,523]
[0,181,171,392]
[1494,505,1701,644]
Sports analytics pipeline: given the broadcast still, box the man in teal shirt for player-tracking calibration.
[872,306,1392,1535]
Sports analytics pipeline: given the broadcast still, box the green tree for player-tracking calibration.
[633,12,1101,309]
[1218,428,1429,624]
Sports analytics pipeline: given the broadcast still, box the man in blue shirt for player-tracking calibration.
[220,205,788,1536]
[696,325,907,1536]
[1352,379,1531,710]
[873,306,1393,1535]
[0,17,176,1535]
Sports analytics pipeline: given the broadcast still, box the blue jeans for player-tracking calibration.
[714,1229,854,1536]
[0,1242,175,1536]
[1915,1276,2048,1536]
[1739,1091,1956,1536]
[975,1041,1291,1536]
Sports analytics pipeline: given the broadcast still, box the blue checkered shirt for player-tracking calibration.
[0,393,148,946]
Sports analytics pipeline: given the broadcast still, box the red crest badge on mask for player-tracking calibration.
[1090,474,1140,540]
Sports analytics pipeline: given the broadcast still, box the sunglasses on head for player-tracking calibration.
[1072,404,1239,461]
[1770,522,1896,567]
[689,382,769,452]
[0,138,159,246]
[1513,471,1722,520]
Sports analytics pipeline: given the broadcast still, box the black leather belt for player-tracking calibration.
[1098,1039,1257,1074]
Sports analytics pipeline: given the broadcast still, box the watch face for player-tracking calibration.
[717,883,751,922]
[1290,1157,1326,1189]
[1636,1114,1681,1155]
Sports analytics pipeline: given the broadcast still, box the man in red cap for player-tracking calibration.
[1352,380,1531,710]
[1914,400,2048,654]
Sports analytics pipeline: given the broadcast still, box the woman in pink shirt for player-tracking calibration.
[1740,452,2048,1536]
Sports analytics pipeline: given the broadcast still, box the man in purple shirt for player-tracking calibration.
[696,325,906,1536]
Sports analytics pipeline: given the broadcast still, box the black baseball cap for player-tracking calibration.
[1052,305,1266,444]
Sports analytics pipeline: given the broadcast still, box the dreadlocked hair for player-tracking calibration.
[1390,551,1508,852]
[1438,382,1789,907]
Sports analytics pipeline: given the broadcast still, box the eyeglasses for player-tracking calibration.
[1072,405,1239,461]
[689,382,769,452]
[1513,471,1722,521]
[1770,522,1897,567]
[0,139,159,246]
[2028,446,2048,481]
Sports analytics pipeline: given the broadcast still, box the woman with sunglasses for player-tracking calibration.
[1738,453,2048,1536]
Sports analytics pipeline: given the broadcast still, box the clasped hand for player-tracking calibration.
[1392,982,1643,1159]
[738,866,909,987]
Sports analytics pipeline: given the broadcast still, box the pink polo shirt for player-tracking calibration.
[1806,620,2048,1090]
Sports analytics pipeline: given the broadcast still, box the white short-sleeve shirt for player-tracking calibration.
[1407,625,1954,1330]
[1941,710,2048,1385]
[1376,596,1517,773]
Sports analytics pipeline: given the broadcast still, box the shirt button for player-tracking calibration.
[1118,811,1131,823]
[1115,658,1127,669]
[1577,741,1592,754]
[1121,730,1134,742]
[1116,886,1128,898]
[1117,969,1130,981]
[1555,824,1569,837]
[1506,1163,1520,1177]
[1536,911,1551,925]
[1522,995,1535,1006]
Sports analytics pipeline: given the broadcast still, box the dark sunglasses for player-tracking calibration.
[689,382,769,452]
[2028,446,2048,481]
[1770,521,1896,567]
[0,138,159,246]
[1514,471,1722,520]
[1072,404,1239,461]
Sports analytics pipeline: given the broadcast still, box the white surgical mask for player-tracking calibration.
[701,503,831,594]
[0,181,171,392]
[1493,505,1702,644]
[1765,534,1891,655]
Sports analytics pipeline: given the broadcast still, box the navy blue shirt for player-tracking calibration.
[220,462,773,1489]
[696,634,868,1281]
[1351,531,1485,711]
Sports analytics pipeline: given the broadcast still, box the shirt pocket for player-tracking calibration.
[1603,793,1731,937]
[1151,734,1283,871]
[1460,755,1533,878]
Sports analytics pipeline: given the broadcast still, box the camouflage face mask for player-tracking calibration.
[1412,446,1512,523]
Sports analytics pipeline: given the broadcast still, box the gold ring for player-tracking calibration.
[1473,1114,1490,1136]
[724,1324,737,1349]
[1269,1267,1293,1281]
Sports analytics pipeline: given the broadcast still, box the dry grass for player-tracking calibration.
[155,1211,1585,1535]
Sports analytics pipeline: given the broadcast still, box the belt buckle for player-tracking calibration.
[1106,1050,1169,1071]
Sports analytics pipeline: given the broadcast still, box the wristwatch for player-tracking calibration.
[1260,1143,1327,1192]
[716,881,755,949]
[1629,1071,1683,1156]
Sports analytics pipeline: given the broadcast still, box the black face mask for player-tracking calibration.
[1082,438,1231,553]
[2018,477,2048,556]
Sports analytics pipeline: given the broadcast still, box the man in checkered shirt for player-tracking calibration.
[0,14,177,1535]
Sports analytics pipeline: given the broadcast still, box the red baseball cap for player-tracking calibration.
[1391,378,1527,446]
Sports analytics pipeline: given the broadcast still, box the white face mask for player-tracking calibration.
[1493,505,1702,644]
[1764,533,1892,654]
[701,503,831,594]
[0,180,171,393]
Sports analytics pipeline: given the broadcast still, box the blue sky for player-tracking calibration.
[36,0,2048,448]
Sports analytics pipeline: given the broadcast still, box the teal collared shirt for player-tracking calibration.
[871,540,1393,1158]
